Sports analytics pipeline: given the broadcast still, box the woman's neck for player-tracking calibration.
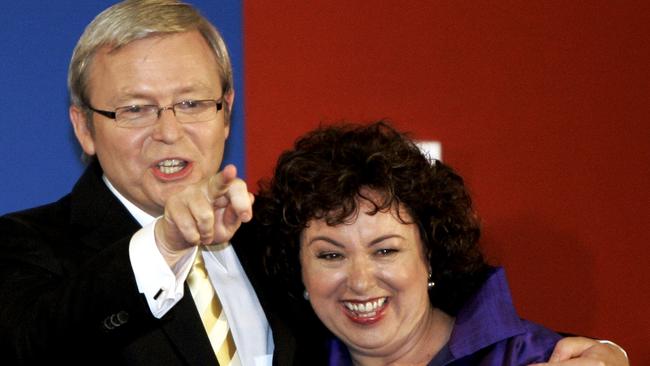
[349,307,455,366]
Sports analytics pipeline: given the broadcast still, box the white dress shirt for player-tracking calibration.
[103,177,274,366]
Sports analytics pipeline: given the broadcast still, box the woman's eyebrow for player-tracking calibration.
[368,234,403,247]
[306,236,344,248]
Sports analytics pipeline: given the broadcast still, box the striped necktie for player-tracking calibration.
[188,252,240,366]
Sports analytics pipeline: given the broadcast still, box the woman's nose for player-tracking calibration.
[346,258,375,294]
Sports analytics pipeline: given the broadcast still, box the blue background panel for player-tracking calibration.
[0,1,244,215]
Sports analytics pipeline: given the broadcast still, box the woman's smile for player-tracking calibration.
[342,297,388,324]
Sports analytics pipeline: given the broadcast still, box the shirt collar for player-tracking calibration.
[102,176,233,271]
[447,267,526,360]
[102,175,156,227]
[326,267,525,365]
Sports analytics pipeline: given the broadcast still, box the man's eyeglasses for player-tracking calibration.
[86,99,223,128]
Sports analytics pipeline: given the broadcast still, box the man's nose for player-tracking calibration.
[152,107,183,143]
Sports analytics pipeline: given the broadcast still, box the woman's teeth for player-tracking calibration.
[344,297,386,316]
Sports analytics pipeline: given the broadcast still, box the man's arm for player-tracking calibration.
[131,164,253,318]
[0,219,154,363]
[154,164,253,267]
[531,337,629,366]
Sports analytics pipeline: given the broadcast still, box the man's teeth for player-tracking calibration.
[157,159,187,174]
[344,298,386,317]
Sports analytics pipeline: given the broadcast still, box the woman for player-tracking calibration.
[252,121,627,365]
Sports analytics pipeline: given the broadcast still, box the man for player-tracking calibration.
[0,1,277,365]
[0,1,629,365]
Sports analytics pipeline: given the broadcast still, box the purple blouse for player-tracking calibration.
[327,267,562,365]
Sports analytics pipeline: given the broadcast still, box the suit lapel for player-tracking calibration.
[69,162,218,365]
[161,283,219,365]
[70,161,140,250]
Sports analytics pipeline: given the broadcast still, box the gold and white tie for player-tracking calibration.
[188,252,240,366]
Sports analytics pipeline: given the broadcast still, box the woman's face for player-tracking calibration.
[299,194,434,358]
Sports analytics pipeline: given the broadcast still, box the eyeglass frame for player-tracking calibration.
[85,98,224,128]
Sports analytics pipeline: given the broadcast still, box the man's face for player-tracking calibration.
[71,31,233,216]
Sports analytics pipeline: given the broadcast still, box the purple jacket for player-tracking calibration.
[327,267,562,365]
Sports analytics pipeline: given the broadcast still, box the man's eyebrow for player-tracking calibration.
[174,83,213,95]
[110,91,155,105]
[111,83,215,104]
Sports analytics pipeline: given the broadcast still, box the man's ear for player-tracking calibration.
[69,105,96,156]
[223,90,235,139]
[224,90,235,114]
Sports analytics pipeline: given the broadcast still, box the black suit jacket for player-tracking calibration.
[0,162,303,365]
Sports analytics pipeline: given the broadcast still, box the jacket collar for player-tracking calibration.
[69,161,140,250]
[448,267,526,360]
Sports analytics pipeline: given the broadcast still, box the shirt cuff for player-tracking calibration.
[129,217,196,318]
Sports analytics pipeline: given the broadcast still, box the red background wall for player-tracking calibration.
[244,1,649,363]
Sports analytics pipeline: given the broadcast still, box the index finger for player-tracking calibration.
[207,164,238,199]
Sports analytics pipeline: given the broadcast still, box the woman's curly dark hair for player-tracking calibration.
[254,121,490,315]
